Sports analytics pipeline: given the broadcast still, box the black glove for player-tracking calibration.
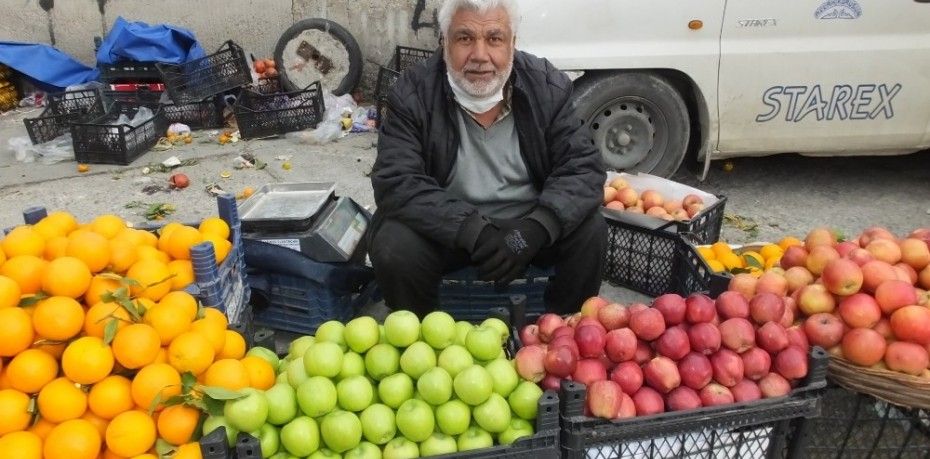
[471,218,549,287]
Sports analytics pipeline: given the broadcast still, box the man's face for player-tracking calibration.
[444,6,515,98]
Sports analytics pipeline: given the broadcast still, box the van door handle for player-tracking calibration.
[915,0,930,3]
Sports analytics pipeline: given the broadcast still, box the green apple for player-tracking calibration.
[308,448,341,459]
[419,432,458,456]
[247,346,281,371]
[457,427,493,451]
[280,416,320,457]
[202,415,237,447]
[345,316,380,353]
[224,388,269,432]
[395,399,435,443]
[454,321,473,347]
[298,376,337,417]
[365,343,400,380]
[483,358,519,398]
[453,365,493,406]
[377,373,414,409]
[400,341,436,379]
[416,367,452,406]
[315,321,347,351]
[265,382,298,425]
[252,423,280,457]
[359,403,396,445]
[465,326,503,361]
[337,375,374,412]
[384,310,420,348]
[435,400,470,436]
[268,453,301,459]
[341,352,367,380]
[480,318,510,342]
[508,381,542,420]
[421,312,456,350]
[289,336,316,360]
[276,371,289,386]
[498,418,534,445]
[321,410,363,453]
[344,441,382,459]
[437,345,474,378]
[305,342,344,378]
[472,393,511,433]
[382,437,420,459]
[286,357,310,388]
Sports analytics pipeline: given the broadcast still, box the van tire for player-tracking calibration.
[571,72,690,178]
[274,18,363,96]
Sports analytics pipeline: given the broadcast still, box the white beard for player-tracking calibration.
[444,48,513,113]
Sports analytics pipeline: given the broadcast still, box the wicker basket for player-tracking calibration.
[829,356,930,410]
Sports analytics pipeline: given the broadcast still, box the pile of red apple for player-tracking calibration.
[728,226,930,378]
[513,295,812,420]
[603,177,706,222]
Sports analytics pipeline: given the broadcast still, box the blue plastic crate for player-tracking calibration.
[438,265,551,323]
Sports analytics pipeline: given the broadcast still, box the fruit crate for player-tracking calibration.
[559,347,829,459]
[70,101,168,165]
[233,82,325,139]
[23,89,105,144]
[795,383,930,458]
[439,266,552,325]
[374,45,433,126]
[156,40,251,104]
[252,76,282,95]
[102,86,226,130]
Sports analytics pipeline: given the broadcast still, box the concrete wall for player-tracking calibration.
[0,0,444,96]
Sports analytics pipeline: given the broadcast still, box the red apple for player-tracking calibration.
[859,226,896,248]
[716,291,750,320]
[653,294,687,326]
[719,318,755,353]
[884,341,930,376]
[806,245,841,277]
[519,325,541,346]
[678,352,713,390]
[609,177,629,190]
[821,258,864,296]
[728,273,758,301]
[847,248,875,267]
[628,303,649,315]
[682,194,704,208]
[544,345,579,378]
[741,347,772,381]
[656,326,691,360]
[774,346,808,380]
[688,322,722,355]
[604,328,638,363]
[786,325,810,353]
[874,318,894,341]
[575,325,607,359]
[666,386,703,411]
[756,322,790,354]
[514,345,547,382]
[578,317,607,334]
[686,294,716,324]
[616,187,639,207]
[756,272,788,297]
[835,241,859,258]
[804,313,845,349]
[581,296,609,318]
[610,361,644,395]
[758,373,792,398]
[700,383,735,406]
[573,358,608,387]
[540,374,562,392]
[634,340,654,365]
[711,349,744,387]
[841,328,887,367]
[587,380,625,419]
[632,387,666,416]
[875,280,918,315]
[797,284,836,316]
[838,293,882,329]
[630,308,666,341]
[750,292,786,325]
[731,379,763,403]
[686,203,705,219]
[663,200,683,214]
[867,239,903,265]
[597,303,630,331]
[603,187,618,205]
[805,227,837,250]
[536,314,564,342]
[780,246,809,270]
[861,260,900,294]
[640,190,664,211]
[643,356,681,394]
[784,267,815,294]
[890,305,930,345]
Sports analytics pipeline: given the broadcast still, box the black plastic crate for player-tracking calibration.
[98,61,162,83]
[23,89,105,144]
[439,266,551,324]
[560,347,829,459]
[796,384,930,458]
[253,76,282,95]
[156,40,251,104]
[234,82,325,139]
[374,46,432,127]
[394,45,434,71]
[162,96,226,130]
[70,102,167,165]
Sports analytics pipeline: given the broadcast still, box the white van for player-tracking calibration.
[516,0,930,178]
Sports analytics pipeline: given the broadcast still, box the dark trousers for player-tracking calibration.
[369,212,607,316]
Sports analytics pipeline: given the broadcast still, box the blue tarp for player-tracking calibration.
[0,42,99,92]
[96,17,206,65]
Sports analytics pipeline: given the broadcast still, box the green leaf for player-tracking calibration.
[730,267,753,275]
[118,297,143,322]
[27,397,37,415]
[744,255,763,269]
[203,396,226,417]
[147,273,177,289]
[103,319,119,345]
[199,386,247,401]
[155,439,178,458]
[181,372,198,394]
[18,292,48,307]
[161,395,186,409]
[121,277,142,288]
[147,392,164,416]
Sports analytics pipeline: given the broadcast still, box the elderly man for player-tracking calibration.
[369,0,606,316]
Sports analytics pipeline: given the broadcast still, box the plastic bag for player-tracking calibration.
[323,92,357,122]
[285,121,344,145]
[130,107,154,127]
[8,134,74,164]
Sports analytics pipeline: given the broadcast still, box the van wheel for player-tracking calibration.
[274,18,363,96]
[572,72,690,178]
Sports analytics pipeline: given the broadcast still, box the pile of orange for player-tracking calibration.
[0,211,266,459]
[697,237,803,277]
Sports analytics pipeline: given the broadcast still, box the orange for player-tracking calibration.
[112,228,144,247]
[166,260,195,290]
[0,308,35,357]
[28,417,56,440]
[217,330,246,360]
[173,442,202,459]
[200,234,232,264]
[143,304,192,346]
[190,317,226,354]
[202,359,250,391]
[37,377,88,423]
[765,256,781,270]
[778,236,804,252]
[6,349,58,393]
[710,241,733,259]
[41,256,92,298]
[0,255,48,294]
[198,217,230,241]
[62,337,114,385]
[90,215,127,240]
[0,389,32,435]
[135,297,156,314]
[136,229,158,248]
[0,369,10,390]
[0,430,42,459]
[719,252,744,271]
[108,239,139,274]
[153,347,168,365]
[88,375,134,420]
[43,236,69,260]
[696,246,716,262]
[156,223,183,252]
[80,410,109,441]
[159,291,198,321]
[84,275,125,309]
[135,246,170,264]
[84,302,132,339]
[156,404,200,445]
[43,419,101,459]
[1,226,45,258]
[125,259,172,301]
[133,454,158,459]
[42,211,79,236]
[33,218,67,240]
[130,364,181,411]
[241,356,275,390]
[105,410,156,457]
[33,296,84,341]
[66,231,110,273]
[32,341,67,360]
[201,307,228,328]
[0,247,5,266]
[113,324,160,370]
[167,332,215,376]
[760,244,784,262]
[164,226,203,261]
[0,275,21,309]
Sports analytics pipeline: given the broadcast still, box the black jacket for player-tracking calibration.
[371,49,605,250]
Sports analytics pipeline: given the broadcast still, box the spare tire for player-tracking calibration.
[274,18,363,96]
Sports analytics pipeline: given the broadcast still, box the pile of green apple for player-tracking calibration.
[203,310,545,459]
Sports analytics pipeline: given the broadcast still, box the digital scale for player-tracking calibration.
[238,182,371,263]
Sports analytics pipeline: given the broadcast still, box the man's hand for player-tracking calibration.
[470,219,549,287]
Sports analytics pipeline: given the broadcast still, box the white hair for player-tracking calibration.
[437,0,520,37]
